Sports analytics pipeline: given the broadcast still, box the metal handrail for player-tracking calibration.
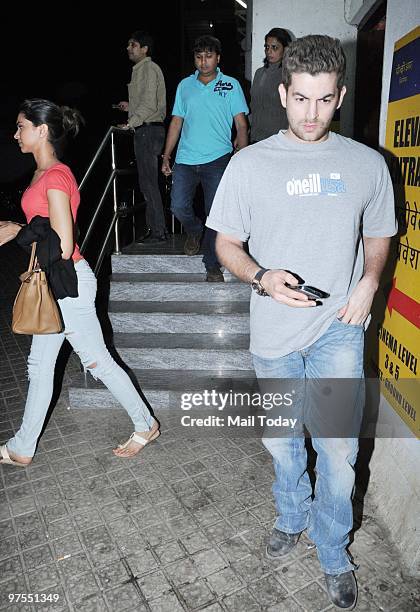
[93,199,144,276]
[79,169,116,253]
[79,126,113,192]
[78,126,137,271]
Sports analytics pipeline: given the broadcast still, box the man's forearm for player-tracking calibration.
[215,234,260,283]
[235,125,248,151]
[363,236,392,289]
[233,113,249,151]
[163,117,183,158]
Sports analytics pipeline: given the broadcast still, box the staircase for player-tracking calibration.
[68,239,254,413]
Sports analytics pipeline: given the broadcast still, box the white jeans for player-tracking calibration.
[8,259,154,457]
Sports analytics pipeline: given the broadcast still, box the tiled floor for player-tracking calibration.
[0,243,419,611]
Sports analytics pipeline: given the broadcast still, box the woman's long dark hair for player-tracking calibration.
[263,28,292,68]
[19,98,84,158]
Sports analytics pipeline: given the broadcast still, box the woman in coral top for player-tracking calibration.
[0,98,159,467]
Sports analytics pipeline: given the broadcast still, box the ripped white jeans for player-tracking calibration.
[7,258,154,457]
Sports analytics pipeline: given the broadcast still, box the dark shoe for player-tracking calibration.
[206,267,225,282]
[266,528,301,559]
[136,227,151,243]
[138,232,167,244]
[184,233,201,256]
[324,571,357,609]
[146,234,168,243]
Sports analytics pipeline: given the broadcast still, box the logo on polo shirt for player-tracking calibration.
[286,173,346,196]
[214,79,233,97]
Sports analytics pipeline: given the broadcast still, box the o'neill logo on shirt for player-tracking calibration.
[286,173,346,196]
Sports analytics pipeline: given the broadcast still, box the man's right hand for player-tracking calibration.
[161,156,172,176]
[262,270,317,307]
[117,101,129,111]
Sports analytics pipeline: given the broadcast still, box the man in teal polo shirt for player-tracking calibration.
[161,35,249,281]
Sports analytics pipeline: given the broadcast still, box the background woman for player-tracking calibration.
[250,27,292,143]
[0,98,159,467]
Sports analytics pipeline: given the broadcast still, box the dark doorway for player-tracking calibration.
[353,1,387,149]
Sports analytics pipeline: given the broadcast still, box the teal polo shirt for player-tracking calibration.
[172,68,249,165]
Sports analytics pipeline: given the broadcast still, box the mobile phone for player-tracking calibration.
[285,283,330,300]
[111,104,120,109]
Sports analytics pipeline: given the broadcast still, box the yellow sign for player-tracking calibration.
[371,27,419,436]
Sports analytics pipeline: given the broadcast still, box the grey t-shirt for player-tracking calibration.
[206,131,397,358]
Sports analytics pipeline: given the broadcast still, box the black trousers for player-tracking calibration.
[134,125,166,236]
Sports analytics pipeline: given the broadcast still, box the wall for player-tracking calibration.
[251,0,357,136]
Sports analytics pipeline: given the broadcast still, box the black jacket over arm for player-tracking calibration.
[16,216,79,299]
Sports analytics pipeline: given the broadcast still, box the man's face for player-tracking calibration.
[194,50,220,78]
[279,72,346,144]
[127,39,148,63]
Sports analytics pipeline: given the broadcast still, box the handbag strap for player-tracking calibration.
[28,243,37,272]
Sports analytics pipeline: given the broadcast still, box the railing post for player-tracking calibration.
[111,130,122,255]
[132,188,136,243]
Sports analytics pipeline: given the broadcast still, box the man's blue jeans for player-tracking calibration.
[170,153,231,269]
[252,318,364,575]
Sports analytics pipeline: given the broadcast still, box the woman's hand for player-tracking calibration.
[0,221,23,246]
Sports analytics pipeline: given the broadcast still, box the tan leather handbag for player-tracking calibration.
[12,243,63,335]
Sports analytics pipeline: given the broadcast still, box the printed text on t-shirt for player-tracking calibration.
[286,172,346,197]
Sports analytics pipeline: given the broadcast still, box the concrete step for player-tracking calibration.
[123,235,185,255]
[68,369,256,410]
[117,348,252,370]
[76,247,254,413]
[111,273,239,283]
[109,301,249,314]
[109,280,250,302]
[112,254,209,274]
[109,312,249,333]
[109,301,249,333]
[113,333,250,349]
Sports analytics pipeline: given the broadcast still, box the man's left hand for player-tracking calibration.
[337,276,378,325]
[116,124,130,130]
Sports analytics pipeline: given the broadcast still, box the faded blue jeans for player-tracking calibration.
[7,259,154,457]
[170,153,231,269]
[253,318,364,575]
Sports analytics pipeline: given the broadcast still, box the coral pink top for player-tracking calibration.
[21,162,83,262]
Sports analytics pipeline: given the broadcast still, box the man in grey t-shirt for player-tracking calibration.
[207,35,396,610]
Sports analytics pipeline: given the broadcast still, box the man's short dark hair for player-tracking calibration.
[130,31,154,55]
[193,35,221,55]
[282,35,346,90]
